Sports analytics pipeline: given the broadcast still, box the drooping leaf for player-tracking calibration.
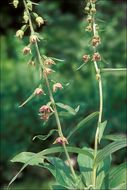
[32,129,58,141]
[9,146,93,188]
[56,102,79,115]
[67,112,99,139]
[94,139,127,167]
[98,120,107,143]
[109,162,127,188]
[103,134,127,141]
[50,57,65,62]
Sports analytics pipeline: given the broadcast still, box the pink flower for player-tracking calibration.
[39,105,51,113]
[92,52,101,61]
[30,34,39,43]
[82,54,90,63]
[43,68,52,75]
[44,58,55,65]
[53,83,63,92]
[23,46,31,55]
[40,114,49,121]
[53,136,68,145]
[34,88,44,96]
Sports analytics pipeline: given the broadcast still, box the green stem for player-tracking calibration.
[23,0,76,180]
[92,16,103,188]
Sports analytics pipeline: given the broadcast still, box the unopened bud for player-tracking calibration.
[85,7,90,12]
[16,30,24,39]
[96,74,101,80]
[27,1,32,11]
[23,12,29,23]
[91,8,96,14]
[13,0,19,8]
[85,25,92,32]
[36,17,44,27]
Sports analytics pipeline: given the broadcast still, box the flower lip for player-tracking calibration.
[39,105,51,113]
[34,88,44,96]
[53,136,68,145]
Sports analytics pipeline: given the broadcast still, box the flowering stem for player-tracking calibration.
[92,17,103,188]
[23,0,76,180]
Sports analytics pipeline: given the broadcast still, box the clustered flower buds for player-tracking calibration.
[82,54,90,63]
[39,105,51,121]
[92,52,101,61]
[23,46,31,55]
[30,34,39,43]
[87,15,93,23]
[44,58,55,66]
[92,35,101,47]
[16,30,24,39]
[53,136,68,145]
[36,17,44,27]
[34,88,45,96]
[53,83,63,92]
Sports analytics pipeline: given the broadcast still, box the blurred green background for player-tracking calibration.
[0,0,126,189]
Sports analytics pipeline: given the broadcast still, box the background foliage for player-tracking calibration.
[0,0,126,189]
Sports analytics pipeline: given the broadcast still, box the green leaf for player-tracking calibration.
[98,120,107,143]
[96,155,111,189]
[67,112,99,139]
[19,93,35,108]
[111,183,127,190]
[11,152,44,166]
[45,157,76,188]
[94,139,127,167]
[32,129,58,141]
[56,102,79,115]
[103,134,127,141]
[77,147,93,187]
[109,162,127,188]
[9,146,93,188]
[101,68,127,76]
[50,57,65,62]
[78,147,111,189]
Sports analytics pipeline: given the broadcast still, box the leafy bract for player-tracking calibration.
[67,112,99,139]
[32,129,58,141]
[98,120,107,143]
[56,102,79,115]
[94,139,127,167]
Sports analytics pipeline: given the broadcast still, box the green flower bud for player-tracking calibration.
[23,12,29,23]
[36,17,44,27]
[16,30,24,39]
[13,0,19,8]
[27,1,32,11]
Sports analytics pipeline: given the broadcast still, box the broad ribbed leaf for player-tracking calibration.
[9,146,93,188]
[52,185,68,190]
[45,157,75,189]
[68,112,99,139]
[94,139,127,167]
[98,121,107,143]
[77,147,93,187]
[109,162,127,188]
[78,147,111,189]
[32,129,58,141]
[103,134,127,141]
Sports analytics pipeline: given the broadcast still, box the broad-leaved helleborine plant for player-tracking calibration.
[8,0,127,189]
